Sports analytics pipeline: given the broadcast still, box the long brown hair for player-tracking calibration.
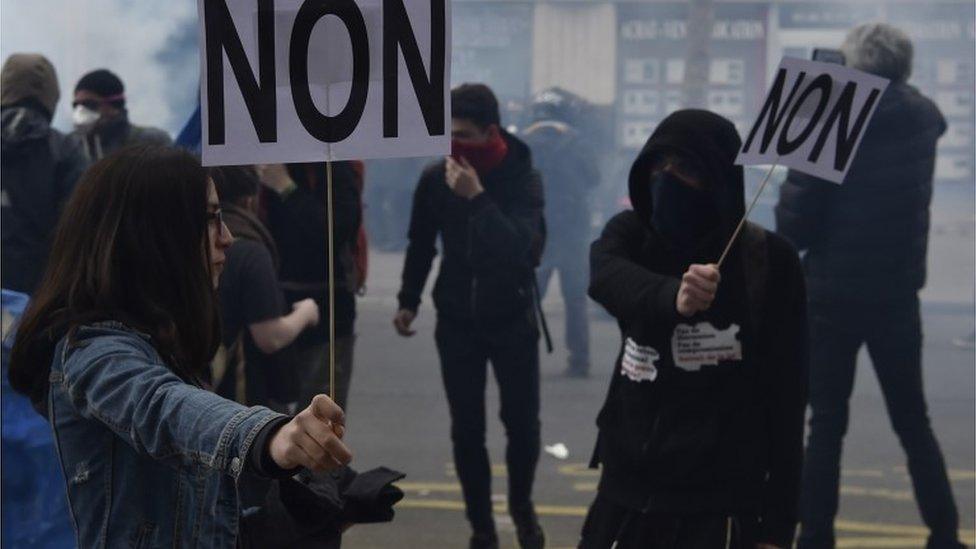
[9,146,220,406]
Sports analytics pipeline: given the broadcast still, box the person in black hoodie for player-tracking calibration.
[776,24,964,549]
[259,161,362,411]
[580,110,807,549]
[394,84,546,549]
[210,165,320,410]
[1,53,88,294]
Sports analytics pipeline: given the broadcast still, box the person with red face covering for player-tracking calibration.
[393,83,546,549]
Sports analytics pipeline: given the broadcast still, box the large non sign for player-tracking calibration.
[198,0,450,166]
[735,57,889,184]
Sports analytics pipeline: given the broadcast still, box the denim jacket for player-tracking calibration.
[47,322,286,548]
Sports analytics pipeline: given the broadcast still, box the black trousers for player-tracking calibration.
[579,493,758,549]
[798,294,961,549]
[537,242,591,372]
[434,313,541,533]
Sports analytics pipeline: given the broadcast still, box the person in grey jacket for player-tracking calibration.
[775,23,964,549]
[68,68,171,162]
[8,146,352,548]
[0,53,88,294]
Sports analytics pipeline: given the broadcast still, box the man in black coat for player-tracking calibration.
[581,109,807,548]
[523,87,600,377]
[775,23,964,549]
[394,84,546,549]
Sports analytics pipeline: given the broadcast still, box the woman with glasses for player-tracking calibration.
[8,145,352,548]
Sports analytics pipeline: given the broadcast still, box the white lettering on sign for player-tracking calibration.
[620,337,660,383]
[198,0,451,165]
[736,57,890,184]
[671,323,743,372]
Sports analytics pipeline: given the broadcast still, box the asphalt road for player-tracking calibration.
[335,254,974,549]
[339,178,974,549]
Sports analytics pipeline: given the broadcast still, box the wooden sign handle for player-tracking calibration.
[717,161,779,268]
[326,160,336,403]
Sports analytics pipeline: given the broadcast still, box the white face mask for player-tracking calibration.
[72,105,100,128]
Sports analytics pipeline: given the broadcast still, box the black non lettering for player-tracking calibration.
[776,74,832,156]
[382,0,446,138]
[741,69,806,155]
[289,0,369,143]
[807,82,882,171]
[204,0,277,145]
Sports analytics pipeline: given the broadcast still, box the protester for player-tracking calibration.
[775,23,964,549]
[394,83,546,549]
[7,146,352,548]
[523,87,599,377]
[210,165,320,410]
[580,110,807,548]
[259,161,362,411]
[1,53,87,294]
[69,68,171,162]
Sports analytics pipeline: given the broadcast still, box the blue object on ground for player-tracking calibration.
[2,289,75,548]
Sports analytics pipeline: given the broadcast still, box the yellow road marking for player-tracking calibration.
[841,469,886,478]
[396,482,462,493]
[396,497,976,544]
[557,463,600,477]
[949,469,976,481]
[835,537,927,548]
[839,486,914,501]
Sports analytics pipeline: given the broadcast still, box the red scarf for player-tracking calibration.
[451,133,509,175]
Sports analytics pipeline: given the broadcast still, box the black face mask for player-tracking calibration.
[649,170,719,250]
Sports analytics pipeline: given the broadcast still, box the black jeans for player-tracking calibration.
[434,313,541,534]
[537,242,591,371]
[798,294,961,549]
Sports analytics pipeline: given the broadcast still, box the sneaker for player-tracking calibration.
[516,523,545,549]
[469,531,499,549]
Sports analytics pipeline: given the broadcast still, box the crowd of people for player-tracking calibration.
[0,20,967,549]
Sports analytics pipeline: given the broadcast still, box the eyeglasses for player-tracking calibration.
[206,209,225,237]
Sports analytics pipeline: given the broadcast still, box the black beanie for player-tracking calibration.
[75,69,125,106]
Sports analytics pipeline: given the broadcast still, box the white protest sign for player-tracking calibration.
[198,0,451,166]
[736,57,889,184]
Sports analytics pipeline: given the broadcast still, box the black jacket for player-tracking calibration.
[521,121,598,249]
[588,110,807,547]
[1,106,88,294]
[68,112,171,163]
[398,130,545,325]
[775,83,946,303]
[264,161,362,339]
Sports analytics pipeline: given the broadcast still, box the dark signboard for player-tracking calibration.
[451,1,534,119]
[615,2,768,150]
[889,1,975,182]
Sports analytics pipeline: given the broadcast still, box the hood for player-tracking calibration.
[628,109,745,250]
[488,127,533,183]
[0,53,59,119]
[222,202,280,270]
[1,106,50,155]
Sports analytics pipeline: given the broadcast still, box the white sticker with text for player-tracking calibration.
[671,322,743,372]
[621,337,659,382]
